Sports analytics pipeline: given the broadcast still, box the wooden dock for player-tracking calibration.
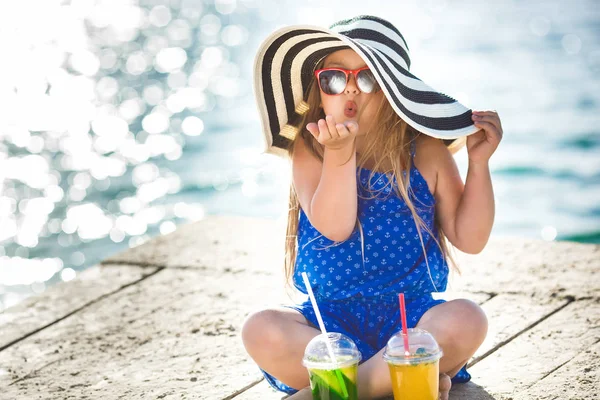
[0,216,598,399]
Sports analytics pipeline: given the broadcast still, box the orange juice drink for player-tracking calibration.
[387,359,439,399]
[383,328,443,400]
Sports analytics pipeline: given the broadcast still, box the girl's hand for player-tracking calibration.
[306,115,359,151]
[468,110,503,164]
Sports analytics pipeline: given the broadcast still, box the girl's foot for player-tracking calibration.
[439,373,452,400]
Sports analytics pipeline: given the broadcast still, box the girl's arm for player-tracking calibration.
[434,110,503,254]
[435,156,495,254]
[292,116,359,242]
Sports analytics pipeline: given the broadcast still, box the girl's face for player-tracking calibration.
[318,49,384,136]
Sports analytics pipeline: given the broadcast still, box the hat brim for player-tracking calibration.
[254,21,478,156]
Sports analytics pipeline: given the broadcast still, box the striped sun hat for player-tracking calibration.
[254,15,479,156]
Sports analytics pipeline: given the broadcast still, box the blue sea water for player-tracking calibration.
[0,0,599,310]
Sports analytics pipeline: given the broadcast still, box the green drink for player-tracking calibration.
[308,364,358,400]
[303,333,362,400]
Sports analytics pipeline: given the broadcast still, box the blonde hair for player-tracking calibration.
[283,61,459,287]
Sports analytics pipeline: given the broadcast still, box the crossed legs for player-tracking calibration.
[242,299,487,399]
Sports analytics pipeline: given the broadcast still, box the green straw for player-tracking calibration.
[301,272,349,398]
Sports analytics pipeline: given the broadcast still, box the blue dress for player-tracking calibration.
[262,146,471,393]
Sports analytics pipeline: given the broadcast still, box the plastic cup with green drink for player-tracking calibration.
[303,332,362,400]
[300,272,361,400]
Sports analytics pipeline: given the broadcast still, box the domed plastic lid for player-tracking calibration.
[383,328,443,365]
[302,333,362,370]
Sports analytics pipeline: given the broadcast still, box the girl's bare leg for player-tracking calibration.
[241,307,318,388]
[284,299,488,400]
[354,299,487,399]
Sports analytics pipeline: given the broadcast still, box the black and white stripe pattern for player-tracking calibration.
[254,15,478,155]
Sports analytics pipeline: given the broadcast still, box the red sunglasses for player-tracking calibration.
[314,66,379,95]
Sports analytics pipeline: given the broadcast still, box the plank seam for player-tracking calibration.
[467,296,576,369]
[221,377,264,399]
[477,292,498,305]
[519,336,600,394]
[101,259,170,268]
[9,358,64,386]
[0,267,165,354]
[102,260,209,270]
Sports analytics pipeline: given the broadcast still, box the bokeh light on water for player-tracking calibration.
[0,0,275,310]
[1,0,599,310]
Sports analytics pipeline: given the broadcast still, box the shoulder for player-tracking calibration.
[413,134,454,196]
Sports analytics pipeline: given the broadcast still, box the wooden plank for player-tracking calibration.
[0,264,158,351]
[469,294,571,365]
[0,266,288,400]
[450,238,600,298]
[466,299,600,398]
[4,214,598,400]
[518,339,600,399]
[102,216,287,271]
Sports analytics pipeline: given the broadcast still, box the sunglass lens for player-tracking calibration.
[357,69,378,93]
[318,70,347,95]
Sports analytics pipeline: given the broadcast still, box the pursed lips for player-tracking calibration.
[344,100,358,118]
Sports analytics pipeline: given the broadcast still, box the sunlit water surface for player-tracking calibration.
[1,0,599,310]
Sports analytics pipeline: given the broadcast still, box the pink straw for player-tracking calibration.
[398,293,410,356]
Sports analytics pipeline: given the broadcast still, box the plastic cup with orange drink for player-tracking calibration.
[383,327,443,400]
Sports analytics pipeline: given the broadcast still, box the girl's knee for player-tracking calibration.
[241,309,288,354]
[449,299,488,348]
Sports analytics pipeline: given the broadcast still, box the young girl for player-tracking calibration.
[244,15,502,400]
